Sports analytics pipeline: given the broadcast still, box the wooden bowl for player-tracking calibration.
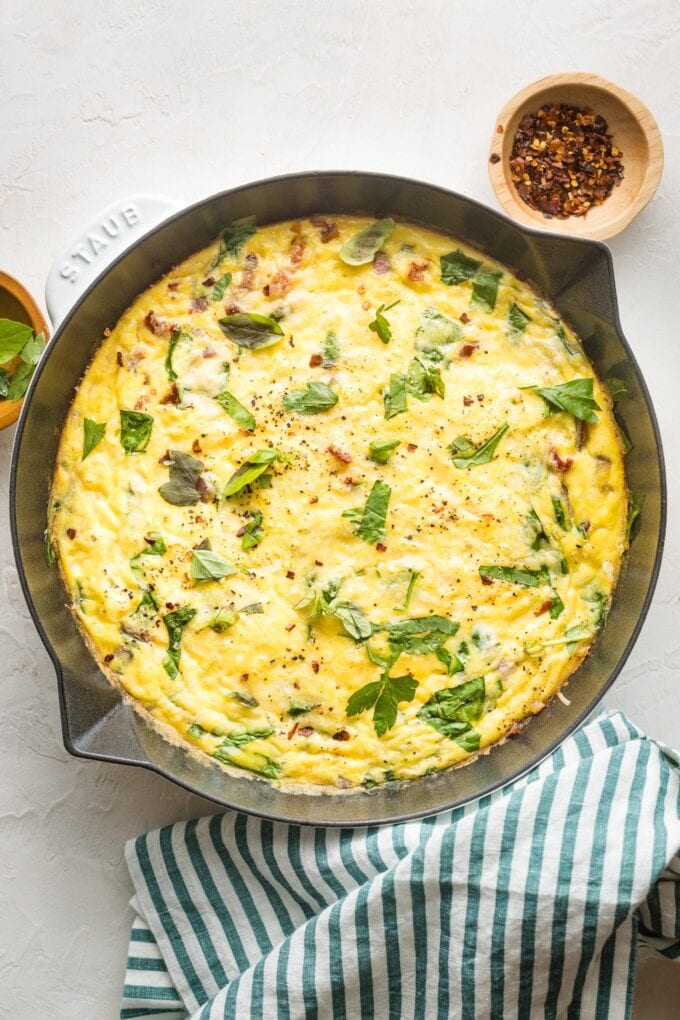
[0,271,50,431]
[488,72,663,241]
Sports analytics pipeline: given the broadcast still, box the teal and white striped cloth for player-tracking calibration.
[121,711,680,1019]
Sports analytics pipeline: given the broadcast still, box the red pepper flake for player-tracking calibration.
[408,261,428,282]
[298,726,313,737]
[489,153,501,164]
[534,599,554,617]
[332,730,350,741]
[497,124,504,135]
[225,303,241,315]
[327,444,352,463]
[66,528,76,540]
[240,673,249,682]
[287,722,299,740]
[314,560,323,566]
[309,495,319,504]
[463,395,473,406]
[549,448,573,473]
[509,103,624,219]
[201,277,215,287]
[376,542,387,552]
[310,216,339,243]
[481,575,493,586]
[116,351,124,367]
[160,383,180,405]
[460,312,471,324]
[196,475,215,503]
[104,653,114,663]
[311,661,320,674]
[459,343,479,358]
[407,443,417,452]
[286,570,296,579]
[285,622,295,632]
[309,353,323,367]
[192,439,202,453]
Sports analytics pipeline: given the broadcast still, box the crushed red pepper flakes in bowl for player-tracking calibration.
[507,103,624,219]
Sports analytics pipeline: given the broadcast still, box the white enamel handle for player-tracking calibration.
[45,193,182,328]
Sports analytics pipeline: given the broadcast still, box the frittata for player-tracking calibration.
[49,214,628,791]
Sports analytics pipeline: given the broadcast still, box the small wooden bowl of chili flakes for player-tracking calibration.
[488,72,663,241]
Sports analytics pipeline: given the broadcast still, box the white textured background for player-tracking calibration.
[1,1,679,1016]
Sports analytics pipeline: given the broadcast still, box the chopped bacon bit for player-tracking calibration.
[285,622,295,632]
[160,384,180,405]
[194,515,206,524]
[481,575,493,586]
[549,448,573,473]
[408,261,429,282]
[463,395,473,406]
[309,353,323,367]
[534,599,554,617]
[314,559,323,566]
[134,397,147,411]
[311,661,320,674]
[309,495,319,504]
[262,285,270,296]
[460,311,471,324]
[116,351,124,367]
[286,570,296,579]
[376,542,387,552]
[287,722,299,740]
[66,528,76,540]
[190,296,208,313]
[225,303,241,315]
[290,235,306,265]
[196,475,215,503]
[575,419,588,450]
[144,310,166,335]
[203,346,217,358]
[507,722,522,737]
[236,525,247,537]
[298,726,314,737]
[372,250,391,274]
[459,343,479,358]
[240,673,249,682]
[192,439,202,453]
[201,277,215,287]
[159,450,172,465]
[165,602,175,610]
[310,216,339,243]
[239,253,258,290]
[477,393,484,402]
[332,730,350,741]
[407,443,417,452]
[266,269,291,300]
[327,444,352,464]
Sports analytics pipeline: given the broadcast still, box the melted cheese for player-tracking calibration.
[50,215,627,791]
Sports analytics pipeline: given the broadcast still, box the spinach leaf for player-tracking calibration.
[322,330,339,367]
[120,409,154,454]
[130,531,167,574]
[241,510,264,551]
[215,390,256,431]
[229,690,258,706]
[406,357,444,400]
[440,250,481,286]
[383,373,407,419]
[552,495,570,530]
[136,590,159,614]
[43,531,55,568]
[368,300,400,344]
[508,303,531,339]
[295,577,371,641]
[162,605,196,678]
[200,606,239,632]
[211,215,257,269]
[343,480,391,545]
[339,218,395,266]
[449,423,508,468]
[380,614,459,655]
[159,450,205,506]
[369,438,400,464]
[0,319,33,363]
[525,378,600,424]
[82,418,106,460]
[333,600,373,641]
[165,327,192,381]
[415,307,462,352]
[219,312,284,350]
[346,671,417,737]
[436,646,464,676]
[219,726,275,748]
[191,548,237,582]
[626,492,645,543]
[283,380,338,414]
[583,588,607,628]
[223,448,278,498]
[241,602,264,614]
[479,564,550,587]
[549,592,565,619]
[213,743,281,778]
[471,268,502,312]
[288,701,317,717]
[212,272,232,301]
[417,675,485,749]
[187,722,207,738]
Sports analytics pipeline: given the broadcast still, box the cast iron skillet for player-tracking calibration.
[10,172,666,826]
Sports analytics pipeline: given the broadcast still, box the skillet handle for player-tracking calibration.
[45,193,181,328]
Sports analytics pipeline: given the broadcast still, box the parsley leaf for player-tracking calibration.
[210,215,257,270]
[508,303,531,339]
[440,249,481,285]
[479,565,550,587]
[119,409,154,454]
[383,373,407,419]
[339,219,395,266]
[282,380,338,414]
[215,390,256,431]
[449,423,508,468]
[346,671,417,737]
[219,312,284,350]
[417,675,485,749]
[369,438,400,464]
[212,272,232,301]
[223,449,278,498]
[165,327,192,381]
[82,418,106,460]
[343,480,391,545]
[241,510,264,551]
[525,378,600,424]
[368,300,400,344]
[159,450,205,505]
[191,548,237,582]
[162,605,196,678]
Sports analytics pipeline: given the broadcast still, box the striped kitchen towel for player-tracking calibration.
[121,711,680,1019]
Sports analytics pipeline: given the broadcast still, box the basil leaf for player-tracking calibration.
[339,218,395,266]
[223,448,278,498]
[162,605,196,678]
[5,361,34,400]
[450,423,508,468]
[191,548,237,582]
[369,438,400,464]
[120,409,154,454]
[211,215,257,269]
[525,378,600,424]
[343,479,391,545]
[229,690,258,706]
[0,319,33,364]
[415,307,462,352]
[479,565,550,587]
[368,300,399,344]
[219,312,284,350]
[212,272,232,301]
[283,380,338,415]
[383,373,407,419]
[440,250,481,286]
[241,602,264,614]
[159,450,204,505]
[215,390,256,431]
[417,676,485,744]
[202,607,239,632]
[288,700,316,717]
[550,592,565,619]
[508,303,531,339]
[332,600,373,641]
[552,495,569,530]
[241,510,264,551]
[322,330,339,367]
[165,327,192,382]
[130,531,167,573]
[626,492,645,543]
[82,418,106,460]
[471,268,502,312]
[406,357,444,400]
[20,331,46,366]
